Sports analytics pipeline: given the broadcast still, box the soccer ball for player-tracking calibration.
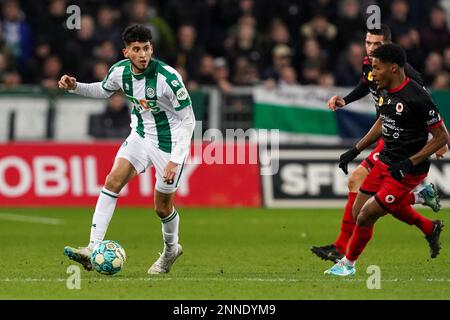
[91,240,126,275]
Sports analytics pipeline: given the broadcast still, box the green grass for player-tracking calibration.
[0,207,449,299]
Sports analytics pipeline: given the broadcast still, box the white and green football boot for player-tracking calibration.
[64,246,94,271]
[324,259,356,276]
[148,244,183,275]
[418,183,441,212]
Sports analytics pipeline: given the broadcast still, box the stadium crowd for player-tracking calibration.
[1,0,450,91]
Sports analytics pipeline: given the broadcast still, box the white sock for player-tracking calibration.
[342,256,355,267]
[161,209,179,253]
[88,187,119,250]
[414,191,425,204]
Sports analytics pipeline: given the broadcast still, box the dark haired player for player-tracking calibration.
[325,44,449,276]
[311,25,446,262]
[59,25,195,274]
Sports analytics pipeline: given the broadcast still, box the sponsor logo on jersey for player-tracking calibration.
[429,110,435,116]
[176,88,188,100]
[385,195,395,204]
[396,102,404,113]
[146,87,155,98]
[171,80,180,87]
[378,97,384,106]
[393,132,400,139]
[126,94,160,114]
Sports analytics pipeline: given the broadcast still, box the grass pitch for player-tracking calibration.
[0,207,449,300]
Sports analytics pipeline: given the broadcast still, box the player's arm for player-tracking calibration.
[162,79,196,184]
[355,117,382,151]
[328,79,370,111]
[389,122,448,181]
[59,64,122,99]
[435,143,448,159]
[58,75,114,99]
[170,106,196,165]
[163,106,195,183]
[409,95,448,165]
[342,79,371,106]
[338,117,382,174]
[410,122,449,165]
[389,93,448,180]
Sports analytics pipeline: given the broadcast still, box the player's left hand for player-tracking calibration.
[389,158,413,181]
[163,161,179,185]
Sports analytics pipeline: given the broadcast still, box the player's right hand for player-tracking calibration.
[327,96,346,111]
[58,75,77,90]
[338,147,360,175]
[435,144,448,160]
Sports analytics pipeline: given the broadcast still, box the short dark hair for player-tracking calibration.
[367,24,392,42]
[371,43,406,67]
[122,24,152,45]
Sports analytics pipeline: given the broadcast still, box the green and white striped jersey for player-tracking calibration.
[101,58,192,153]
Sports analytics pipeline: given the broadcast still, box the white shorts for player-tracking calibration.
[116,131,185,194]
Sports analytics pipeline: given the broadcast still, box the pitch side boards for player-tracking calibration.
[261,146,450,208]
[0,142,261,207]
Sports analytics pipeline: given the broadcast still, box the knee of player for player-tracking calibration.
[104,173,125,193]
[348,168,366,190]
[356,206,378,227]
[351,205,360,220]
[356,213,368,227]
[155,205,173,217]
[356,206,371,227]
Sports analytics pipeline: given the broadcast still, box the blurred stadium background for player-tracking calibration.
[1,0,449,208]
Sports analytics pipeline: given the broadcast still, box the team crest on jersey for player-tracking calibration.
[396,102,404,113]
[146,87,155,98]
[176,88,188,100]
[367,71,373,81]
[378,97,384,106]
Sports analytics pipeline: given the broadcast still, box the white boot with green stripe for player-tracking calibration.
[148,243,183,275]
[148,209,183,274]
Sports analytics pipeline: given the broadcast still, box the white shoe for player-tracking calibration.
[148,244,183,275]
[64,246,93,271]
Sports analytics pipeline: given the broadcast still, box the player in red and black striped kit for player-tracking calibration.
[325,43,449,276]
[311,25,447,262]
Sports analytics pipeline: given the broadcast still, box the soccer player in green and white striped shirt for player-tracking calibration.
[59,24,195,274]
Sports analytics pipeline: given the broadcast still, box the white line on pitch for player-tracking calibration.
[0,213,63,225]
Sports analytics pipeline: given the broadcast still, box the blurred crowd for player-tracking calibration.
[1,0,450,92]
